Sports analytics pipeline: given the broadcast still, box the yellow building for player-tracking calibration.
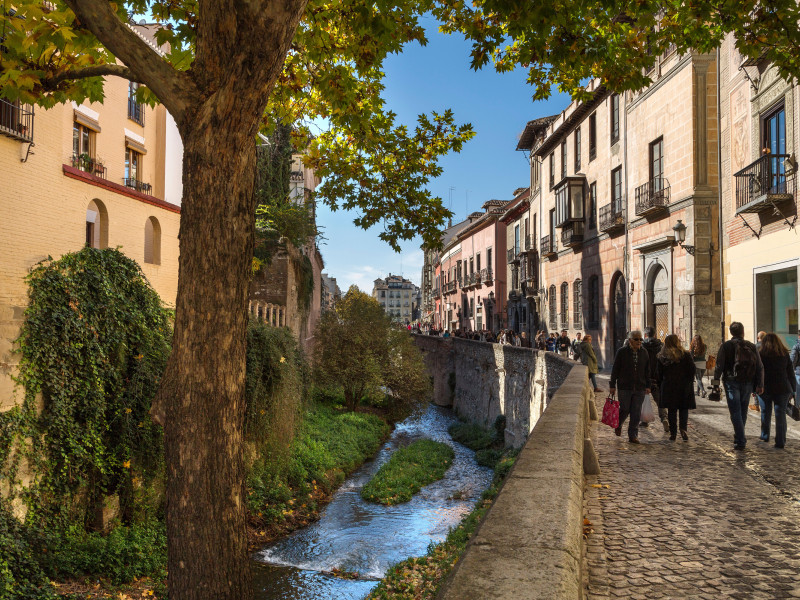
[0,25,183,411]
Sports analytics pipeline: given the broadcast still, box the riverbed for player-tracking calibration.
[252,404,493,599]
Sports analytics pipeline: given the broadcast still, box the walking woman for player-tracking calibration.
[655,334,697,441]
[690,334,708,397]
[580,334,602,392]
[758,333,797,448]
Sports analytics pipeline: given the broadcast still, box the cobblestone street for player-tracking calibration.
[584,374,800,599]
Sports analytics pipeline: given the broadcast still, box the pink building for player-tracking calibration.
[434,200,510,332]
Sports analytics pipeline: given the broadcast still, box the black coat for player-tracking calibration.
[760,352,797,396]
[655,352,696,410]
[610,345,650,392]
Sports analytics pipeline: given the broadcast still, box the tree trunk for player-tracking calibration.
[160,113,259,599]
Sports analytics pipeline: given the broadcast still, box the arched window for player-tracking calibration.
[85,199,108,249]
[589,275,600,328]
[573,279,583,329]
[560,282,569,328]
[144,216,161,264]
[548,284,557,330]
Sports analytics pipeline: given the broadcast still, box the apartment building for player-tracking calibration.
[373,274,416,323]
[719,38,799,349]
[424,218,472,330]
[0,24,183,410]
[519,49,721,367]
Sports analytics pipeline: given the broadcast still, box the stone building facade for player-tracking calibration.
[373,273,416,323]
[719,38,799,349]
[0,24,183,411]
[518,50,722,368]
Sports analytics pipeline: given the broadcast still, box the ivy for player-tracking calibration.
[1,247,171,529]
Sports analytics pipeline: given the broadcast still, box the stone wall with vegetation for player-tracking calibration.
[412,335,575,447]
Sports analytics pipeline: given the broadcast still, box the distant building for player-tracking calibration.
[373,274,416,323]
[320,273,341,312]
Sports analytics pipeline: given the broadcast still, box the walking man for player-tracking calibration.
[609,330,651,444]
[713,322,764,450]
[557,329,571,358]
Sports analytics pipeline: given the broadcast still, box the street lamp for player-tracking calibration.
[672,219,696,255]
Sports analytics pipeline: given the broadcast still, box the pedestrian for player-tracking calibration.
[609,330,651,444]
[655,334,696,441]
[712,322,764,450]
[546,333,557,352]
[755,330,768,415]
[572,332,583,361]
[536,330,546,350]
[520,331,532,348]
[791,330,800,410]
[757,333,796,448]
[689,334,708,397]
[642,327,669,433]
[557,329,571,357]
[580,334,602,392]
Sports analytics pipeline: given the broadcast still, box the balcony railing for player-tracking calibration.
[523,234,534,252]
[127,98,145,126]
[507,247,521,263]
[124,178,153,194]
[433,286,441,299]
[561,222,585,248]
[541,235,558,258]
[0,99,34,143]
[734,154,795,213]
[599,200,625,233]
[70,153,107,179]
[635,177,670,216]
[443,281,456,294]
[482,268,493,285]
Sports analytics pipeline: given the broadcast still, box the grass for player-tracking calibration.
[448,422,495,450]
[366,451,518,599]
[361,439,455,505]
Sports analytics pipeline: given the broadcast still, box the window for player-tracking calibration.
[73,121,94,160]
[561,140,567,179]
[487,248,492,271]
[128,82,145,126]
[763,104,787,191]
[476,253,481,272]
[589,113,597,160]
[574,128,581,171]
[532,159,540,191]
[469,257,474,274]
[125,147,142,188]
[549,152,555,188]
[144,216,161,265]
[588,182,597,230]
[589,275,600,327]
[573,279,582,329]
[85,199,108,249]
[514,224,520,255]
[549,208,556,240]
[649,137,664,183]
[560,282,569,327]
[610,94,620,144]
[549,285,557,328]
[611,167,622,206]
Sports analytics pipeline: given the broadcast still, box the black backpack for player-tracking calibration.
[732,339,758,382]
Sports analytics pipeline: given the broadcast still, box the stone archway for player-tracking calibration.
[645,261,670,341]
[610,272,627,354]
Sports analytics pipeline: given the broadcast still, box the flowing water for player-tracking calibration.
[252,404,494,600]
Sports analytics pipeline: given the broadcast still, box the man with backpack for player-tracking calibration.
[713,322,765,450]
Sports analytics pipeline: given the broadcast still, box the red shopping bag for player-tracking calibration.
[601,395,619,429]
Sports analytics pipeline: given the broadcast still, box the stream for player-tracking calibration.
[252,404,494,599]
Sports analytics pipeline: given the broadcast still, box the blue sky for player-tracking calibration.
[317,19,571,293]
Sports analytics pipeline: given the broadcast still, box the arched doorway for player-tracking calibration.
[645,262,669,341]
[610,272,627,353]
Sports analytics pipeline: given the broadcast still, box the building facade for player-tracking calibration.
[373,274,416,323]
[0,24,183,411]
[719,38,799,349]
[519,50,722,367]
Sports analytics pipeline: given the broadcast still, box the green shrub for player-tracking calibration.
[361,439,455,505]
[448,422,494,450]
[475,448,503,468]
[0,503,57,600]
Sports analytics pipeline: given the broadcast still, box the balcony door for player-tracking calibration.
[763,105,786,193]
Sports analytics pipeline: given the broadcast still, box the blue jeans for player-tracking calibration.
[589,372,598,389]
[618,389,645,440]
[795,374,800,407]
[761,393,789,447]
[724,380,754,447]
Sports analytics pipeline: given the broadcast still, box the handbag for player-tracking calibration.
[601,395,620,429]
[789,399,800,422]
[640,395,656,423]
[706,355,716,371]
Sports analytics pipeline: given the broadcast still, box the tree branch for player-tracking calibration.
[43,63,137,89]
[64,0,196,126]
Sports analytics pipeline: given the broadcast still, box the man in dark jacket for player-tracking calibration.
[609,330,651,443]
[557,330,571,357]
[790,331,800,410]
[713,321,764,450]
[641,327,669,432]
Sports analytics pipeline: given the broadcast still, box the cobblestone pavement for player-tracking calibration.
[584,373,800,599]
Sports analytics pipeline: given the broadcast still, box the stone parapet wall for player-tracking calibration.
[413,334,575,447]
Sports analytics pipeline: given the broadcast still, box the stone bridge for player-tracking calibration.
[414,335,800,599]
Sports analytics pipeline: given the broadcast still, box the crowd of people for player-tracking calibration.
[609,323,800,449]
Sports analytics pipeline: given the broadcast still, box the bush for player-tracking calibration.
[475,448,503,468]
[361,439,455,505]
[0,503,57,600]
[448,422,494,450]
